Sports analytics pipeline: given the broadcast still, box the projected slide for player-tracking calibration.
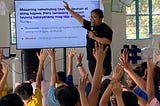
[15,0,99,49]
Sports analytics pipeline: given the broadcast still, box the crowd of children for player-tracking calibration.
[0,41,160,106]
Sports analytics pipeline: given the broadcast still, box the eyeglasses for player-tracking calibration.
[90,16,99,20]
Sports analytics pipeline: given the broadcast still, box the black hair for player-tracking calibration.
[97,79,111,106]
[133,67,145,77]
[55,85,80,106]
[122,91,139,106]
[14,82,33,100]
[57,71,66,83]
[91,8,104,18]
[0,93,24,106]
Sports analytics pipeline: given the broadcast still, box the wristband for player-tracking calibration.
[76,62,83,67]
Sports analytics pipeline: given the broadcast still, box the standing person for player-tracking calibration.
[63,1,113,77]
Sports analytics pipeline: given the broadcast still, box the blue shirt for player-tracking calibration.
[47,85,59,106]
[134,87,148,100]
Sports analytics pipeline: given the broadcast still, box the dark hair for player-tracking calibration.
[55,85,80,106]
[14,82,33,100]
[98,79,111,106]
[122,91,139,106]
[133,67,145,77]
[0,93,24,106]
[91,9,104,18]
[57,71,66,83]
[141,62,147,70]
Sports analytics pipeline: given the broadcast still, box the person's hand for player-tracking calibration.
[76,53,83,64]
[112,65,123,81]
[37,49,47,64]
[63,1,70,10]
[47,48,56,59]
[93,42,108,63]
[1,63,8,75]
[147,55,157,75]
[88,31,96,40]
[0,49,5,62]
[68,49,76,59]
[78,74,88,92]
[119,48,132,73]
[111,80,122,96]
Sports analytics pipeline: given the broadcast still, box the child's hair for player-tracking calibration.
[55,85,80,106]
[122,91,139,106]
[0,93,24,106]
[98,79,111,106]
[57,71,66,83]
[14,82,33,100]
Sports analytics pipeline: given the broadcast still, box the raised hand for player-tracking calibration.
[93,42,108,63]
[111,80,122,96]
[68,49,76,59]
[112,65,123,81]
[63,1,70,10]
[47,49,56,59]
[78,74,89,106]
[76,53,83,64]
[119,48,132,72]
[37,49,47,64]
[78,74,88,92]
[147,55,157,74]
[1,63,8,76]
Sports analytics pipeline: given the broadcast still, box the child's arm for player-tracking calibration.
[76,53,88,77]
[99,65,123,106]
[146,56,157,103]
[36,49,47,89]
[0,63,8,93]
[119,48,146,91]
[78,74,89,106]
[67,49,75,76]
[88,42,108,106]
[111,81,124,106]
[47,49,57,86]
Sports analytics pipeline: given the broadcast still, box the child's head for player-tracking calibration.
[14,82,33,101]
[126,74,136,89]
[0,93,24,106]
[57,71,66,83]
[126,67,145,89]
[122,91,139,106]
[55,85,80,106]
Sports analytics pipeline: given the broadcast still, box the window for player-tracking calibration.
[10,12,16,44]
[126,0,160,40]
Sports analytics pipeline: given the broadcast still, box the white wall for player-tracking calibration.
[0,1,153,88]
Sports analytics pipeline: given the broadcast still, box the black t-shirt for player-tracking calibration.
[83,19,113,63]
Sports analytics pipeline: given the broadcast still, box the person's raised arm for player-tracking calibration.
[0,63,8,93]
[146,56,157,103]
[76,53,88,77]
[67,49,76,76]
[36,49,47,89]
[111,81,124,106]
[88,42,108,106]
[78,74,89,106]
[99,65,123,106]
[47,49,57,86]
[119,48,146,91]
[63,1,83,25]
